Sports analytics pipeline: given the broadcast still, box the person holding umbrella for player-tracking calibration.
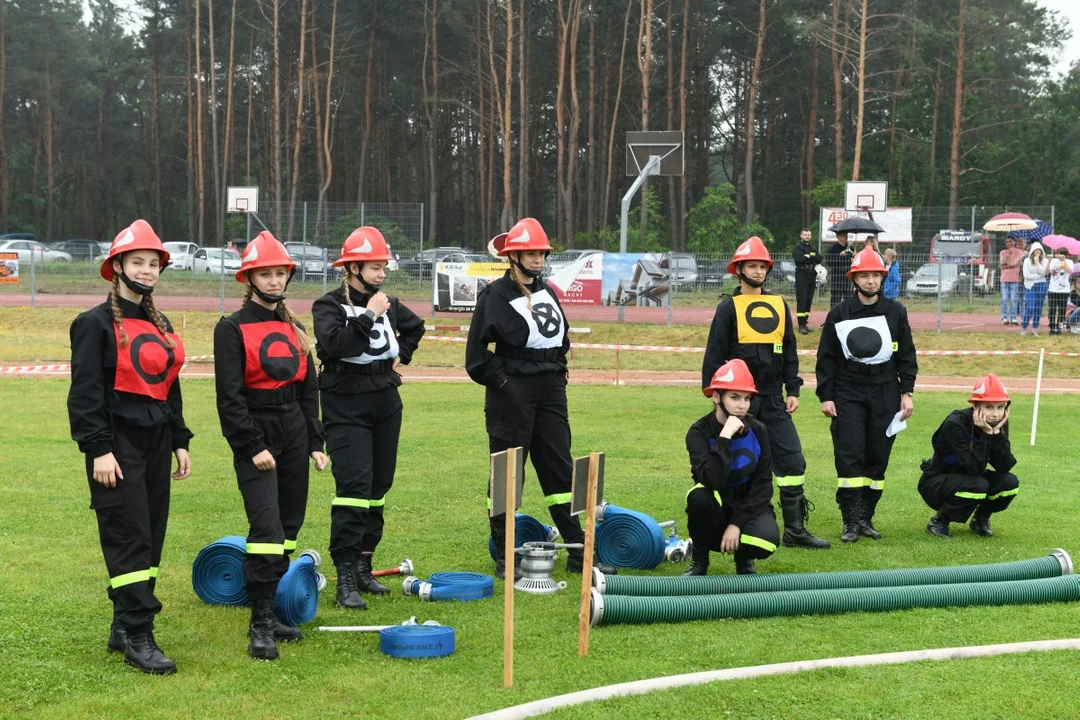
[824,232,854,306]
[1046,246,1074,335]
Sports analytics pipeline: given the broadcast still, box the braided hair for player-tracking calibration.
[508,254,534,311]
[110,271,174,349]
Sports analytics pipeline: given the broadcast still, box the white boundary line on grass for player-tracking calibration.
[466,639,1080,720]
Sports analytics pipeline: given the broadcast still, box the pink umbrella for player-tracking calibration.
[983,212,1038,233]
[1040,234,1080,256]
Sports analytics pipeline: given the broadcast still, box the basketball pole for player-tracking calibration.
[620,155,661,253]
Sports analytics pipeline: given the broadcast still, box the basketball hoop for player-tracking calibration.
[227,186,259,215]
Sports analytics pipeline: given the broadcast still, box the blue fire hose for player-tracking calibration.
[192,536,321,625]
[595,505,667,570]
[402,571,495,602]
[379,625,456,658]
[487,513,559,560]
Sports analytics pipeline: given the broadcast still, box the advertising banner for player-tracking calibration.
[0,252,18,284]
[819,207,913,243]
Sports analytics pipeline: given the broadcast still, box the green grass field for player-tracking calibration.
[2,379,1079,719]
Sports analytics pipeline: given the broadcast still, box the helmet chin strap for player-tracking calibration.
[248,268,295,305]
[119,271,155,297]
[349,262,383,294]
[736,262,768,289]
[510,256,542,280]
[855,284,881,298]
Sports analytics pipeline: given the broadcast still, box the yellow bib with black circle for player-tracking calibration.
[733,293,786,346]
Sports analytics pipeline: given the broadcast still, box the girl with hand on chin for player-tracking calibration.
[67,219,192,675]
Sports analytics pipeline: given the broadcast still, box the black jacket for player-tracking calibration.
[466,272,571,387]
[701,288,801,397]
[815,295,918,401]
[792,241,821,273]
[824,242,853,302]
[922,408,1016,478]
[213,301,323,458]
[68,296,193,457]
[686,412,773,529]
[312,285,426,395]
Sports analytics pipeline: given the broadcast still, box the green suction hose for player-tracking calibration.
[594,550,1073,597]
[590,574,1080,626]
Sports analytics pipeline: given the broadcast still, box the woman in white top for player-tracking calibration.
[1020,242,1049,336]
[1046,247,1074,335]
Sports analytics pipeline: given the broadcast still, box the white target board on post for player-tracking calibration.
[227,186,259,215]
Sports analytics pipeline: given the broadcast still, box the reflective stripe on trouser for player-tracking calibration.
[918,470,1019,523]
[235,404,310,586]
[751,394,806,484]
[795,273,815,322]
[831,381,900,503]
[284,538,297,555]
[326,386,403,564]
[88,423,171,629]
[685,486,779,564]
[486,372,583,547]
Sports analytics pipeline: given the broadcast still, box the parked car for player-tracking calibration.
[163,241,199,271]
[905,262,965,298]
[0,239,72,264]
[51,239,110,261]
[283,242,332,279]
[661,252,699,288]
[402,246,468,281]
[0,232,36,241]
[701,260,732,287]
[193,247,242,275]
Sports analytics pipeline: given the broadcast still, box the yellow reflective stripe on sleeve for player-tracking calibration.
[686,483,722,507]
[837,477,867,488]
[110,569,152,589]
[988,488,1019,501]
[774,475,805,487]
[955,491,988,500]
[148,566,159,578]
[486,497,493,509]
[332,497,371,508]
[545,492,573,507]
[246,542,286,555]
[867,478,885,491]
[369,497,386,508]
[283,539,298,551]
[740,534,778,553]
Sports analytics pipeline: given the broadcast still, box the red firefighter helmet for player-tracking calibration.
[488,217,553,258]
[235,231,296,283]
[333,226,393,267]
[100,219,171,281]
[969,373,1010,404]
[846,246,888,278]
[726,236,773,274]
[702,358,758,397]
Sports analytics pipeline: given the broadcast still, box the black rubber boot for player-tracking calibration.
[682,548,709,576]
[272,618,304,642]
[735,555,757,575]
[857,488,883,540]
[838,495,860,543]
[247,590,279,661]
[490,518,524,581]
[798,323,809,335]
[354,554,391,595]
[927,511,952,538]
[124,625,177,674]
[107,621,128,653]
[780,488,831,549]
[969,507,994,537]
[335,563,368,610]
[566,550,618,576]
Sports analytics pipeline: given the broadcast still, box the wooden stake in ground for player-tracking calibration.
[503,446,517,688]
[577,451,600,656]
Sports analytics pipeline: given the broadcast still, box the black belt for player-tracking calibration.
[495,347,562,362]
[323,359,393,375]
[841,358,894,376]
[243,384,299,405]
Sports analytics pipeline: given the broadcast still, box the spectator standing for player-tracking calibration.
[998,237,1024,325]
[882,248,901,300]
[1046,247,1074,335]
[1020,242,1049,336]
[824,232,854,307]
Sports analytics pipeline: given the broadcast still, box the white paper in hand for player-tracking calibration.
[885,410,908,438]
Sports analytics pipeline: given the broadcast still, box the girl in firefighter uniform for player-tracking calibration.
[312,227,425,610]
[920,374,1018,538]
[815,247,918,543]
[465,218,613,580]
[67,220,192,675]
[683,359,780,576]
[213,231,326,660]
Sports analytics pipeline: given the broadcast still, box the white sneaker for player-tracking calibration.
[1031,330,1039,337]
[1019,329,1027,335]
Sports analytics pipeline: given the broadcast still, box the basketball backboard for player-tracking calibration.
[625,131,684,177]
[845,181,887,213]
[227,186,259,214]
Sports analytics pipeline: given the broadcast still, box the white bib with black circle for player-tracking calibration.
[340,305,399,364]
[509,289,565,349]
[835,315,894,365]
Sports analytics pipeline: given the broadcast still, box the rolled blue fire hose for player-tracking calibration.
[192,536,321,625]
[402,572,495,602]
[379,625,456,658]
[488,513,558,560]
[595,505,667,570]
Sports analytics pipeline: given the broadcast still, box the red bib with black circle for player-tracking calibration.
[113,318,184,400]
[239,321,307,389]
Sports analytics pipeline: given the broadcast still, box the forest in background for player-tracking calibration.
[1,0,1078,255]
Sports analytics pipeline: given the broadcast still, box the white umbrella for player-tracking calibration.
[983,212,1037,233]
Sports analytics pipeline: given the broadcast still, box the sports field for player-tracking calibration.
[2,372,1079,718]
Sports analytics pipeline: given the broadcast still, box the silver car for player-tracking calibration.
[905,263,961,297]
[0,239,72,264]
[193,247,242,275]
